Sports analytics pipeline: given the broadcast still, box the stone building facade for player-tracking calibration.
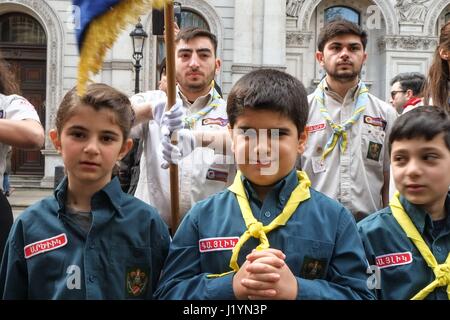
[0,0,448,185]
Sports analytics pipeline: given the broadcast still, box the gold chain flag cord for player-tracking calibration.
[77,0,170,95]
[390,191,450,300]
[208,171,311,278]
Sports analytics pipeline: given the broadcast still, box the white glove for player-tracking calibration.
[160,129,196,169]
[158,98,184,133]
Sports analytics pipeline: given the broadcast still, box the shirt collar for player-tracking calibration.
[177,84,214,113]
[323,80,361,103]
[399,193,450,233]
[54,176,123,216]
[241,169,299,209]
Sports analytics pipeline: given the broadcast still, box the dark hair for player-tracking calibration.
[159,57,166,78]
[0,57,20,95]
[389,106,450,153]
[422,22,450,111]
[56,83,133,140]
[390,72,426,96]
[176,27,218,56]
[227,69,309,134]
[317,19,368,52]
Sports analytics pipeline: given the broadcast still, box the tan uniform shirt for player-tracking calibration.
[301,83,398,217]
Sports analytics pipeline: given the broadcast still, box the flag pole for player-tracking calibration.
[164,2,180,234]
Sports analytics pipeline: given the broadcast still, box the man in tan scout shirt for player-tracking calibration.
[301,19,397,221]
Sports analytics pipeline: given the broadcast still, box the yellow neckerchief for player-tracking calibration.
[390,191,450,300]
[208,170,311,278]
[182,80,222,129]
[313,79,369,160]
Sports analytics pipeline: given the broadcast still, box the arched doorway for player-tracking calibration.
[0,12,46,176]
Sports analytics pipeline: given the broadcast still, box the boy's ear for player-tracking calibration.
[118,138,133,161]
[315,50,324,66]
[215,58,222,75]
[227,124,235,154]
[49,129,61,153]
[439,48,449,60]
[297,127,309,155]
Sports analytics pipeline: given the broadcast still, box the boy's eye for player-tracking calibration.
[102,135,116,143]
[70,131,85,139]
[423,154,438,161]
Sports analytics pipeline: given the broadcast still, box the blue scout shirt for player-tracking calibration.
[358,193,450,300]
[154,170,374,300]
[0,177,170,299]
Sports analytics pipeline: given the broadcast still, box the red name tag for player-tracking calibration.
[199,237,239,253]
[24,233,68,259]
[375,252,412,269]
[306,123,326,133]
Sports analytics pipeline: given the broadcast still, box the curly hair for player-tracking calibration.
[0,56,20,95]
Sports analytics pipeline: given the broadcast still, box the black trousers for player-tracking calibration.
[0,191,13,260]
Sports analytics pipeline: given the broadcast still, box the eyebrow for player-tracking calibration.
[67,125,120,137]
[329,42,362,47]
[236,126,291,133]
[177,48,213,54]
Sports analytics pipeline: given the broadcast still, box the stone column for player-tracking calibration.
[232,0,254,83]
[262,0,286,68]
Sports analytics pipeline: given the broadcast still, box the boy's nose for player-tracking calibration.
[83,139,100,154]
[405,159,423,177]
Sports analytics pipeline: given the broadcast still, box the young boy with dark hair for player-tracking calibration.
[154,69,374,300]
[358,106,450,300]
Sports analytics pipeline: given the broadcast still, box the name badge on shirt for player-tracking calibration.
[199,237,239,253]
[312,156,326,174]
[24,233,68,259]
[375,252,413,269]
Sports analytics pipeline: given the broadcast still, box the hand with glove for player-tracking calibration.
[158,98,185,133]
[160,129,196,169]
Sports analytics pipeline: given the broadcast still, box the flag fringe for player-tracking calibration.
[77,0,170,95]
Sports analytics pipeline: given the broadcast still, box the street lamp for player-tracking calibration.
[130,19,148,94]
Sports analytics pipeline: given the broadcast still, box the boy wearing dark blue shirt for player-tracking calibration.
[358,106,450,300]
[155,69,373,300]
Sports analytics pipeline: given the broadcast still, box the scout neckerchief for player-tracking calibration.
[182,80,222,129]
[390,191,450,300]
[314,78,369,159]
[208,170,311,278]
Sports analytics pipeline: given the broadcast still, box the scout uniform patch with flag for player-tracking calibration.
[126,267,149,298]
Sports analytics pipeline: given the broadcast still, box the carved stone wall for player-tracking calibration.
[0,0,65,186]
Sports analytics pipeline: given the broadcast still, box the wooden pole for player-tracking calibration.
[164,2,180,234]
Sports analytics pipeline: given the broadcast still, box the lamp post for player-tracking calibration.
[130,19,148,94]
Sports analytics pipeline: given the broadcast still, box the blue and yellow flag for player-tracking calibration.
[73,0,170,95]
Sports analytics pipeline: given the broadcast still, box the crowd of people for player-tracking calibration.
[0,19,449,300]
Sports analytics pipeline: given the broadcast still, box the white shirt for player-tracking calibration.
[301,84,398,216]
[0,94,41,188]
[130,87,235,226]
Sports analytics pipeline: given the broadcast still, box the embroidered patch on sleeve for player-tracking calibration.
[363,115,387,130]
[126,267,149,298]
[306,123,326,133]
[202,117,229,127]
[375,252,413,269]
[24,233,68,259]
[367,141,382,161]
[199,237,239,253]
[300,256,327,279]
[206,168,229,183]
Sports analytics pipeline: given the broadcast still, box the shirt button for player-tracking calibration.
[89,243,95,249]
[264,211,271,218]
[88,275,96,283]
[436,246,442,252]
